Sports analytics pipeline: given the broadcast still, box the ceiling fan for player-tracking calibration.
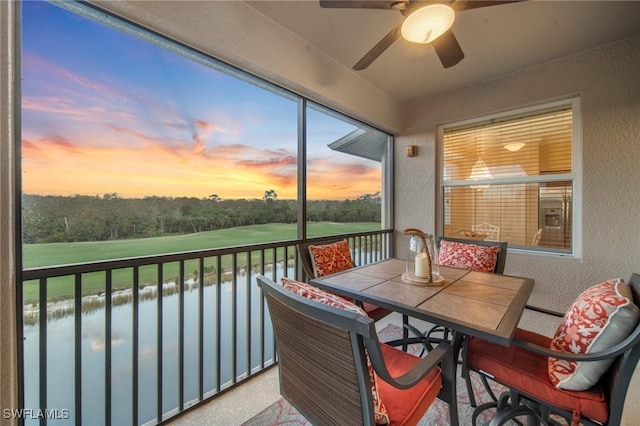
[319,0,521,70]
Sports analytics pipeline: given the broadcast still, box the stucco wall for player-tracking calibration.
[397,35,640,312]
[396,36,640,424]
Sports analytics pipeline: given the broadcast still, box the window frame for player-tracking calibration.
[436,97,582,257]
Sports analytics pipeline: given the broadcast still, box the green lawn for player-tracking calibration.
[22,222,380,303]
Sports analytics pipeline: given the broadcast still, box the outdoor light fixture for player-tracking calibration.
[401,4,456,44]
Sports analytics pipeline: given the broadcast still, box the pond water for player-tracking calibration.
[22,270,281,426]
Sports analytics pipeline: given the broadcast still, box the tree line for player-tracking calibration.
[22,191,382,244]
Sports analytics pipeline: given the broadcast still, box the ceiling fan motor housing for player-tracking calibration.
[319,0,519,70]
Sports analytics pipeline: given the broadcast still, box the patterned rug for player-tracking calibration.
[242,324,510,426]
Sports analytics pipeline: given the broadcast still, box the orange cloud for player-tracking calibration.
[21,54,380,201]
[22,134,293,199]
[22,130,380,201]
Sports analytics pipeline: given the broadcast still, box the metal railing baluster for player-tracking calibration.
[259,249,266,370]
[156,264,163,422]
[178,260,185,411]
[231,253,237,385]
[198,257,204,402]
[245,251,251,377]
[105,270,112,426]
[74,274,82,426]
[132,266,139,426]
[39,278,47,426]
[215,256,222,393]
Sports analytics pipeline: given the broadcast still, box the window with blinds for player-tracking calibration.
[440,100,578,253]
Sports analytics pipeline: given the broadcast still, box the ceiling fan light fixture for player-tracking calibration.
[504,142,526,152]
[401,4,455,44]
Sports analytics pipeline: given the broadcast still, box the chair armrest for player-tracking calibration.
[364,340,451,390]
[525,304,564,318]
[512,326,640,362]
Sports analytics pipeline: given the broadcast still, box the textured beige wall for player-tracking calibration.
[397,35,640,311]
[396,35,640,424]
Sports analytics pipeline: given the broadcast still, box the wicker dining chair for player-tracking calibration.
[297,238,392,321]
[462,273,640,426]
[257,275,459,426]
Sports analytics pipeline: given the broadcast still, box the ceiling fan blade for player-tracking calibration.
[431,30,464,68]
[353,24,402,70]
[453,0,523,11]
[319,1,401,9]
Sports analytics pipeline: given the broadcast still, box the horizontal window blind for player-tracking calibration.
[441,105,574,252]
[443,108,572,183]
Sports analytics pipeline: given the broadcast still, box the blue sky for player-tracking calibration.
[21,1,381,200]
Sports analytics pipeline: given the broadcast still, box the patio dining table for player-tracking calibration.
[310,258,535,347]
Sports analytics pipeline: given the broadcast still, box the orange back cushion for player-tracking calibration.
[438,240,499,273]
[308,240,354,278]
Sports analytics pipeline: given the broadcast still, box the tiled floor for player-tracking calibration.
[167,367,281,426]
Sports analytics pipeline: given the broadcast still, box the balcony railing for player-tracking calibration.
[19,229,393,426]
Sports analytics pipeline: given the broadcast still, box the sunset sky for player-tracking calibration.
[21,1,382,200]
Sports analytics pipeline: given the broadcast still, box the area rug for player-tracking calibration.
[242,323,511,426]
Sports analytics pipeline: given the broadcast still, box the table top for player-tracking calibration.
[310,258,534,346]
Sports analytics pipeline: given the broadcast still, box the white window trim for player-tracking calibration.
[437,97,582,258]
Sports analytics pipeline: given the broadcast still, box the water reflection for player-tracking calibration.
[23,269,282,426]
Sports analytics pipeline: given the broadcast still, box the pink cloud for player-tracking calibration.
[23,53,125,103]
[236,156,297,169]
[23,136,79,153]
[192,140,205,154]
[194,119,223,133]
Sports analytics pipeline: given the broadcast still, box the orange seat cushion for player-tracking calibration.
[378,344,442,426]
[363,302,391,321]
[467,328,609,423]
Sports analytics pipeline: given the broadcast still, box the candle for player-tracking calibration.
[414,252,429,278]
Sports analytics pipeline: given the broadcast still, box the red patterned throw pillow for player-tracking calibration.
[548,279,640,391]
[437,240,499,273]
[301,245,357,302]
[281,278,390,425]
[308,240,354,278]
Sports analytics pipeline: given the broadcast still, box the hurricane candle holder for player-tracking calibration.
[403,228,442,285]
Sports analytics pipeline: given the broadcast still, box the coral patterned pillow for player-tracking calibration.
[281,278,389,425]
[548,279,640,391]
[438,240,500,273]
[308,240,354,278]
[281,277,365,315]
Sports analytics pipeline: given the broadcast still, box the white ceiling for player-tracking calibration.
[246,1,640,104]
